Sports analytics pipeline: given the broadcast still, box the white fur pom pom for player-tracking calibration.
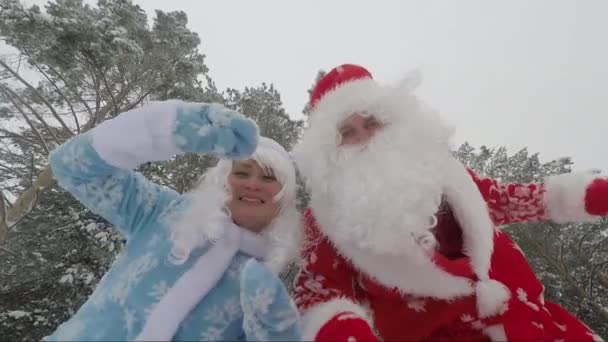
[476,279,510,318]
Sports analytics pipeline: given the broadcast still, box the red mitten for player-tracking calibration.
[315,311,378,342]
[585,178,608,216]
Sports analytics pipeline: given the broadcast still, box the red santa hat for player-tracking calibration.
[301,64,510,319]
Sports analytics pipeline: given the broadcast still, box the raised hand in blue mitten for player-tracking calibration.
[240,259,302,342]
[173,102,259,159]
[88,100,259,169]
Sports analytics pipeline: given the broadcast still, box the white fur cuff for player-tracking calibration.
[301,297,370,341]
[91,100,183,169]
[544,172,599,223]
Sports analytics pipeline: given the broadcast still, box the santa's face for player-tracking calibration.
[311,118,452,261]
[338,113,384,146]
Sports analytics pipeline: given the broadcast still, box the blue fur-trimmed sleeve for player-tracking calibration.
[49,132,180,239]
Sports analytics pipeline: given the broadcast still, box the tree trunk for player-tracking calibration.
[0,166,53,241]
[0,91,134,243]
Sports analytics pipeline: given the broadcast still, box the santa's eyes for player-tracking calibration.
[365,118,381,129]
[340,128,355,138]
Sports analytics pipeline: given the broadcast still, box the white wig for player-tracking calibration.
[168,137,302,273]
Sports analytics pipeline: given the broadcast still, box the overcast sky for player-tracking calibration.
[9,0,608,172]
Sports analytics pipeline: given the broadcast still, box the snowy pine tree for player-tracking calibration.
[0,1,303,340]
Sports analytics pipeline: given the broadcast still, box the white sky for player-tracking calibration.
[7,0,608,172]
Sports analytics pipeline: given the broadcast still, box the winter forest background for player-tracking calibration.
[0,0,606,340]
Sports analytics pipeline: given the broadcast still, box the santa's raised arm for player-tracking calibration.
[291,64,605,342]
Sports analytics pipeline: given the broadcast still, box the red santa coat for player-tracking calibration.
[293,171,606,342]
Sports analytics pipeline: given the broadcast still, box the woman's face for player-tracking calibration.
[226,159,282,233]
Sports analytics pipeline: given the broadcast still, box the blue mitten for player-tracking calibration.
[90,100,259,169]
[173,102,258,159]
[240,259,302,341]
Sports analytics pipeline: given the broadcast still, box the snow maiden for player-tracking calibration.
[44,100,303,341]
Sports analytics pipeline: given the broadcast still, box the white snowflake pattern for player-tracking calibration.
[146,233,162,248]
[513,186,531,197]
[242,311,265,340]
[199,297,241,340]
[303,273,333,296]
[249,286,276,315]
[148,280,170,301]
[142,305,155,321]
[407,298,426,312]
[109,252,158,305]
[60,142,93,174]
[159,198,187,226]
[204,305,227,325]
[226,259,244,280]
[471,320,485,330]
[332,260,339,270]
[531,321,544,330]
[224,297,241,318]
[124,308,137,334]
[516,288,540,311]
[205,297,241,325]
[135,180,160,214]
[200,326,224,341]
[208,108,235,126]
[555,323,567,332]
[460,314,474,323]
[271,307,298,331]
[77,174,126,221]
[310,252,318,264]
[198,125,211,136]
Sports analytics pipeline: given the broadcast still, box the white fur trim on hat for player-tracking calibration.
[311,78,380,122]
[476,279,510,318]
[544,172,599,223]
[443,157,511,318]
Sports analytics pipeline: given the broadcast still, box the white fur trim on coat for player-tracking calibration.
[483,324,507,341]
[544,172,599,223]
[301,297,371,342]
[91,100,183,169]
[443,156,496,284]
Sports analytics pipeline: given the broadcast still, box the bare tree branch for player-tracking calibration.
[0,128,41,146]
[0,191,7,240]
[0,166,53,242]
[30,61,81,133]
[589,235,608,260]
[101,72,119,117]
[0,161,24,178]
[0,59,73,136]
[46,64,94,118]
[0,86,51,153]
[1,83,60,143]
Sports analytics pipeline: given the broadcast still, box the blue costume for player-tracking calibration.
[45,100,302,341]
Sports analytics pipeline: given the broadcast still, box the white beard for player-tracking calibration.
[308,123,452,261]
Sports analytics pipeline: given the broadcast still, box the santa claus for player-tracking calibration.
[291,64,606,341]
